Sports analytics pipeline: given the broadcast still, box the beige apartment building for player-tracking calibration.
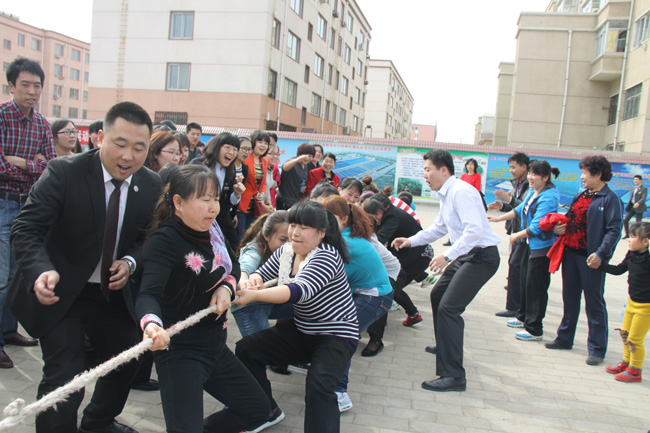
[474,115,495,146]
[0,11,91,119]
[364,59,413,139]
[89,0,370,135]
[495,0,650,153]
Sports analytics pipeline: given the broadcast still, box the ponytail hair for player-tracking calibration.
[237,210,289,262]
[287,201,350,263]
[381,186,394,197]
[322,195,373,240]
[529,159,560,181]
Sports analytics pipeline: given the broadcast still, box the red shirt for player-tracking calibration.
[564,191,593,251]
[461,173,481,192]
[0,99,56,193]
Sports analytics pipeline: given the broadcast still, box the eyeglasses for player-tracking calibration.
[58,129,78,136]
[161,150,182,157]
[240,147,253,153]
[222,145,238,153]
[268,152,280,156]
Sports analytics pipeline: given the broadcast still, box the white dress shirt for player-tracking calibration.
[88,165,133,283]
[214,163,240,206]
[408,176,500,261]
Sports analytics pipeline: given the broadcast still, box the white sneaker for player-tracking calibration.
[389,301,401,311]
[336,391,353,412]
[515,330,543,341]
[506,319,524,328]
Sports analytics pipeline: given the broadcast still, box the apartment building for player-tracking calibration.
[89,0,370,135]
[364,59,413,139]
[474,115,495,146]
[496,0,650,153]
[410,123,437,141]
[0,11,91,119]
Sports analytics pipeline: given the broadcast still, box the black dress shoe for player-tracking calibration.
[622,235,629,239]
[269,364,291,375]
[0,350,13,368]
[4,333,38,347]
[78,420,138,433]
[421,376,466,392]
[130,379,159,391]
[425,345,437,355]
[361,339,384,357]
[495,309,517,318]
[544,340,572,350]
[586,355,604,366]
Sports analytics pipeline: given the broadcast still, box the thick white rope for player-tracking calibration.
[0,304,220,431]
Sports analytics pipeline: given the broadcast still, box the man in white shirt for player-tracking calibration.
[392,150,500,392]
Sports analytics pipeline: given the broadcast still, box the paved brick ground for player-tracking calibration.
[1,202,649,432]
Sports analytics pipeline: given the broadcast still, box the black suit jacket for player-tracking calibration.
[8,149,162,338]
[627,184,647,214]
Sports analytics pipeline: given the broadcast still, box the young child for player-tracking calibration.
[600,222,650,382]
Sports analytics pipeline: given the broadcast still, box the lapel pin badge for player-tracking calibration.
[134,185,139,192]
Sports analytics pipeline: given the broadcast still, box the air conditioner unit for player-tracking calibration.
[332,10,339,17]
[53,95,59,100]
[342,126,351,135]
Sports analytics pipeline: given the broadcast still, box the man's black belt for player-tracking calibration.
[0,191,28,203]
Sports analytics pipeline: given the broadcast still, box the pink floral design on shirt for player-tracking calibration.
[185,252,206,275]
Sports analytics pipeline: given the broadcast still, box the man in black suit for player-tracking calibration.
[623,174,647,239]
[9,102,162,433]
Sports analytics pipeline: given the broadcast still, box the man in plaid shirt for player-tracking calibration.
[0,57,56,368]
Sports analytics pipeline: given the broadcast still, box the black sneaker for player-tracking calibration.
[246,407,285,433]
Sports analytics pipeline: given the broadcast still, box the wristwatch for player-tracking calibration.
[444,256,452,263]
[122,257,136,276]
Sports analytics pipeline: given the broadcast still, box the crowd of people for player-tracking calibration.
[2,56,650,433]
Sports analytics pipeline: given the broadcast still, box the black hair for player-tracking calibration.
[160,120,177,131]
[268,132,278,142]
[423,149,454,175]
[237,210,289,262]
[310,182,339,200]
[529,160,560,181]
[634,174,643,181]
[89,119,103,134]
[158,163,181,186]
[397,191,413,206]
[250,130,270,157]
[148,164,220,237]
[6,57,45,86]
[186,122,202,133]
[464,158,478,174]
[104,101,153,136]
[579,155,612,182]
[297,143,316,157]
[51,119,80,154]
[338,177,363,195]
[287,201,350,263]
[204,132,240,179]
[508,152,530,168]
[362,193,392,216]
[630,222,650,242]
[313,144,324,155]
[322,152,336,162]
[174,131,191,149]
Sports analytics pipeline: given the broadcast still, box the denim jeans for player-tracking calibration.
[0,198,22,348]
[232,302,294,337]
[235,210,256,242]
[335,292,393,392]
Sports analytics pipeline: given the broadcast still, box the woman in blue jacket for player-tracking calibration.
[489,160,560,341]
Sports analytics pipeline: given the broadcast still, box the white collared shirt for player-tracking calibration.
[214,163,240,205]
[408,176,500,260]
[88,165,133,283]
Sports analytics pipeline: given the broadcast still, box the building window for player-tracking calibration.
[290,0,303,17]
[344,45,351,64]
[357,59,363,73]
[82,109,87,119]
[284,78,297,106]
[287,32,300,62]
[314,54,324,78]
[337,36,342,56]
[330,27,336,49]
[335,71,340,90]
[54,64,63,78]
[17,34,24,47]
[69,107,78,118]
[170,12,194,39]
[353,115,359,132]
[53,105,61,116]
[85,53,90,63]
[301,107,307,125]
[70,88,79,100]
[354,87,360,104]
[32,38,41,51]
[83,90,88,102]
[53,85,62,99]
[341,76,348,95]
[317,15,327,40]
[3,39,10,50]
[595,22,627,57]
[362,92,365,108]
[327,64,333,85]
[272,19,281,49]
[311,93,322,117]
[72,49,81,61]
[154,111,188,125]
[345,12,354,32]
[307,23,313,42]
[167,63,191,91]
[623,83,642,120]
[2,85,8,95]
[324,100,330,121]
[339,108,346,126]
[2,62,7,71]
[55,43,63,57]
[359,32,365,50]
[70,69,80,80]
[268,69,278,98]
[304,65,310,84]
[84,72,89,83]
[332,103,337,121]
[633,13,650,47]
